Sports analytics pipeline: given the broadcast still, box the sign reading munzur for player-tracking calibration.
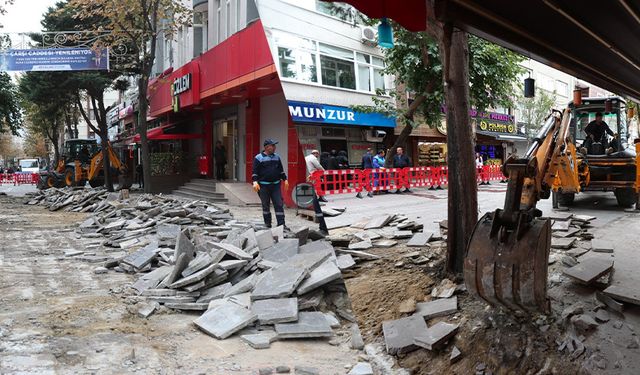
[0,48,109,71]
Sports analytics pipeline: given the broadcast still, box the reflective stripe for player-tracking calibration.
[275,212,285,216]
[259,181,281,185]
[315,213,324,217]
[262,211,271,215]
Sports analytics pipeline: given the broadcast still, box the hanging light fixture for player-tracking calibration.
[524,75,535,98]
[604,99,613,113]
[573,89,582,106]
[378,18,394,48]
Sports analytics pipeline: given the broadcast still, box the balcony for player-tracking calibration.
[193,0,208,11]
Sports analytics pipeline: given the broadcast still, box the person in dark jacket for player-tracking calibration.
[337,150,349,169]
[214,141,227,180]
[252,139,289,228]
[393,147,412,193]
[327,150,339,170]
[357,148,374,198]
[320,152,330,170]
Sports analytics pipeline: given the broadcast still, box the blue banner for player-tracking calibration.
[0,48,109,72]
[288,100,396,128]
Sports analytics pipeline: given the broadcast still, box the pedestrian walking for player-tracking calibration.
[252,139,289,228]
[373,149,386,194]
[392,147,412,193]
[305,150,329,236]
[357,148,374,198]
[476,153,489,185]
[135,163,144,188]
[305,150,328,202]
[214,141,227,180]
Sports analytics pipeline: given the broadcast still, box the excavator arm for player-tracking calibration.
[87,142,132,188]
[464,108,579,313]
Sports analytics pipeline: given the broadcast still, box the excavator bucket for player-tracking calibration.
[464,212,551,313]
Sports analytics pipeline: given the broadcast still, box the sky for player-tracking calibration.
[0,0,59,34]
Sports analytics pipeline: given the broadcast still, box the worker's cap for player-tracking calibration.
[263,139,278,146]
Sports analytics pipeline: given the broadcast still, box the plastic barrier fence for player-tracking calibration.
[310,165,506,195]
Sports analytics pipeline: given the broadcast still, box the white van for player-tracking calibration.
[18,158,40,173]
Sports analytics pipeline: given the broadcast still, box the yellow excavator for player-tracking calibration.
[39,139,132,190]
[465,97,639,313]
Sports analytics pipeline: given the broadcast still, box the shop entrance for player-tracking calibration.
[320,140,348,155]
[213,118,238,181]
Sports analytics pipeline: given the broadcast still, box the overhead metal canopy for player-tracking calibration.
[328,0,640,101]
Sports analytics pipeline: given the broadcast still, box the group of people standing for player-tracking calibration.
[356,147,412,198]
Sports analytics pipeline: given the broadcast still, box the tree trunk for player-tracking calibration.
[384,95,427,168]
[95,96,114,192]
[138,75,151,194]
[439,27,477,274]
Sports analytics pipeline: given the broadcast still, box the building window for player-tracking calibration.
[226,0,232,37]
[236,0,241,31]
[217,1,222,44]
[556,80,568,97]
[274,31,385,93]
[315,0,355,23]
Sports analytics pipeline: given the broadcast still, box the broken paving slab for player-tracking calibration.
[382,314,429,355]
[551,220,571,231]
[297,260,342,295]
[414,322,459,350]
[256,229,275,250]
[251,297,298,324]
[283,249,333,273]
[174,229,197,263]
[572,214,596,223]
[348,239,373,250]
[336,254,356,270]
[209,242,253,260]
[262,238,299,263]
[196,282,232,303]
[415,297,458,319]
[553,228,581,238]
[563,258,614,284]
[165,302,209,311]
[603,285,640,306]
[169,263,219,289]
[373,239,399,248]
[252,264,308,301]
[299,240,334,255]
[224,272,260,298]
[407,232,432,247]
[138,301,159,318]
[182,252,214,277]
[336,249,381,260]
[364,214,392,229]
[591,239,614,253]
[240,332,277,349]
[194,301,258,339]
[392,230,413,239]
[595,291,624,313]
[275,311,333,339]
[120,243,159,270]
[218,259,248,270]
[348,363,373,375]
[132,265,174,294]
[551,237,576,249]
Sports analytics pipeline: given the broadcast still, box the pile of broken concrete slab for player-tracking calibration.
[28,187,363,351]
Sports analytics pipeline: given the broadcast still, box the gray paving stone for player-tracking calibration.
[364,215,392,229]
[137,301,159,318]
[120,243,158,270]
[283,249,333,273]
[224,272,259,297]
[181,252,214,277]
[415,297,458,319]
[174,229,196,263]
[156,223,180,239]
[219,259,248,270]
[145,296,196,304]
[336,254,356,270]
[450,346,462,362]
[141,288,177,297]
[193,301,258,339]
[551,220,571,231]
[165,302,209,310]
[563,258,614,284]
[336,249,381,260]
[298,289,324,310]
[382,314,428,355]
[256,229,275,250]
[132,266,173,293]
[348,363,373,375]
[276,365,291,373]
[407,232,433,247]
[196,282,232,303]
[262,239,299,263]
[275,311,333,339]
[373,239,398,248]
[414,322,459,350]
[241,228,259,250]
[348,239,373,250]
[323,312,340,328]
[551,237,576,249]
[271,225,285,241]
[392,230,413,239]
[294,366,320,375]
[210,242,253,260]
[591,239,614,253]
[241,333,273,349]
[350,324,365,350]
[169,263,219,289]
[251,298,299,324]
[228,292,252,309]
[603,285,640,306]
[297,260,342,295]
[292,226,309,245]
[299,240,334,254]
[252,264,308,300]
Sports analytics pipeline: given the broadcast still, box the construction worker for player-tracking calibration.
[392,147,412,193]
[252,139,289,228]
[304,150,329,236]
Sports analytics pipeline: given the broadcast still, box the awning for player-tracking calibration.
[132,125,203,143]
[328,0,640,101]
[477,130,528,142]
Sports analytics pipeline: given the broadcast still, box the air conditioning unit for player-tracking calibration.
[365,129,386,142]
[361,26,377,46]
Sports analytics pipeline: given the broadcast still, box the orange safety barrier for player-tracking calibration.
[310,165,505,195]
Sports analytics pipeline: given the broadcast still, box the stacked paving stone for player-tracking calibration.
[28,187,357,349]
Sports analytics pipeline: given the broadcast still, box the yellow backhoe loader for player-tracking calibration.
[465,97,639,313]
[39,139,132,190]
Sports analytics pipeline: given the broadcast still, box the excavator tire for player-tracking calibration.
[614,188,637,208]
[89,178,104,188]
[64,168,76,187]
[464,212,552,313]
[555,191,575,206]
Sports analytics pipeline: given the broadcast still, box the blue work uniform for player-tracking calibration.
[252,152,287,227]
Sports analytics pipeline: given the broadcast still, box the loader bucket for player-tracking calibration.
[464,212,551,313]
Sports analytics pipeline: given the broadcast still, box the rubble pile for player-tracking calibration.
[28,187,359,350]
